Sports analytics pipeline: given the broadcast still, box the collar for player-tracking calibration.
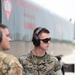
[30,51,48,59]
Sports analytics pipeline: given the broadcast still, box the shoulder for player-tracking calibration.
[46,54,61,70]
[0,51,18,62]
[49,54,62,71]
[4,54,22,69]
[0,51,7,59]
[19,52,32,66]
[19,53,31,61]
[48,54,60,66]
[46,53,58,62]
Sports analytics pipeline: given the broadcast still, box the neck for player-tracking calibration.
[32,47,46,57]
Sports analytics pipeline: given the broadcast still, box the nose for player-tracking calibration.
[9,37,11,42]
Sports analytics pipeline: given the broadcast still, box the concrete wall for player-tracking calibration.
[5,41,73,58]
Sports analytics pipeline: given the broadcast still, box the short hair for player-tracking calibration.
[33,27,50,38]
[0,23,8,43]
[0,23,8,29]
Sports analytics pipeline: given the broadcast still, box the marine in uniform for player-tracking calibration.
[19,27,62,75]
[19,51,62,75]
[0,23,23,75]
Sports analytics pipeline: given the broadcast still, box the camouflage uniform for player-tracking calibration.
[19,51,62,75]
[0,49,23,75]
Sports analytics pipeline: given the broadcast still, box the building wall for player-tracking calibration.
[5,41,73,58]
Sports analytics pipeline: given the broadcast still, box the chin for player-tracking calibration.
[4,47,10,50]
[7,47,10,50]
[46,48,48,50]
[43,48,47,51]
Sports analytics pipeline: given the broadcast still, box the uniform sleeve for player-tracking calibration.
[19,57,23,66]
[8,57,23,75]
[55,69,63,75]
[19,56,26,75]
[54,58,63,75]
[3,55,23,75]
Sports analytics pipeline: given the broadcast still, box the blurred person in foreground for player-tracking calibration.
[19,27,62,75]
[0,23,23,75]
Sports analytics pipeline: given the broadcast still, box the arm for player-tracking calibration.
[19,56,26,75]
[55,69,63,75]
[4,56,23,75]
[54,58,63,75]
[46,69,62,75]
[8,60,23,75]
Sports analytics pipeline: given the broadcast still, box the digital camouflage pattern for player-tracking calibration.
[19,51,62,75]
[0,49,23,75]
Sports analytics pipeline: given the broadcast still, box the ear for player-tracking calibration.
[0,31,2,43]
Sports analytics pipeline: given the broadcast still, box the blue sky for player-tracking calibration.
[32,0,75,22]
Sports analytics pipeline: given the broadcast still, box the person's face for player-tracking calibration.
[0,28,11,50]
[39,32,51,51]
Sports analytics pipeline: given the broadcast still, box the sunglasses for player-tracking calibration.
[40,38,51,43]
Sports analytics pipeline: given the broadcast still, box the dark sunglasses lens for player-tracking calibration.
[43,38,51,43]
[43,39,48,43]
